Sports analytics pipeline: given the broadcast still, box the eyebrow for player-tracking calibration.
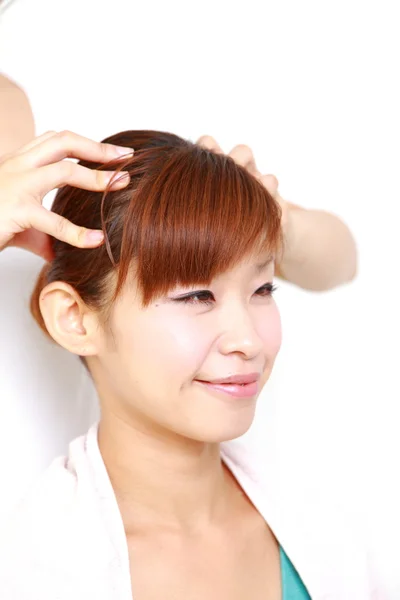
[254,256,275,274]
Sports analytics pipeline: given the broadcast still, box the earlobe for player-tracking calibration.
[39,282,100,356]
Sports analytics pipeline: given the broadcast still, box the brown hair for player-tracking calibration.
[30,130,283,342]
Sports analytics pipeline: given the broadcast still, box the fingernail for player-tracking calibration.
[114,146,134,157]
[109,171,130,188]
[86,230,104,244]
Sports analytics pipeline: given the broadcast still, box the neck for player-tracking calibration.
[97,413,241,534]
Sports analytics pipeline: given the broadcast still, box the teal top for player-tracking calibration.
[280,546,311,600]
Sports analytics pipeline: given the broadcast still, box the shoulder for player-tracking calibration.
[0,73,35,156]
[0,455,78,597]
[0,428,117,598]
[0,74,32,109]
[221,438,386,599]
[0,430,112,570]
[0,453,81,553]
[0,73,23,90]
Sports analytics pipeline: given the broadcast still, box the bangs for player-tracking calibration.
[109,143,283,306]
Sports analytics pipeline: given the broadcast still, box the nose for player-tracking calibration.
[216,304,264,360]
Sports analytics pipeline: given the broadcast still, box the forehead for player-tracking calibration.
[252,253,275,273]
[199,251,275,287]
[230,251,275,273]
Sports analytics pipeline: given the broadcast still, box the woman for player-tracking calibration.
[0,131,380,599]
[0,75,358,520]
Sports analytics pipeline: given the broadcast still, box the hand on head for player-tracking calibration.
[196,135,288,229]
[0,130,133,261]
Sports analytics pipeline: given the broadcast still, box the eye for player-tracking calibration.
[172,290,214,306]
[256,282,277,297]
[171,283,277,306]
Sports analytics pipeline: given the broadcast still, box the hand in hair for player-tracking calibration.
[197,135,357,290]
[0,130,133,261]
[196,135,288,230]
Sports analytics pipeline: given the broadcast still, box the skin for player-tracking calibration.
[0,74,35,157]
[39,251,283,598]
[0,75,357,291]
[0,130,133,258]
[41,252,281,448]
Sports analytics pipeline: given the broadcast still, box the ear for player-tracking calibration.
[39,281,103,357]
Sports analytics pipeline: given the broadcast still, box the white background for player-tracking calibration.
[0,0,399,595]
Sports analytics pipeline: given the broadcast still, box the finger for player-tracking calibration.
[29,161,130,198]
[258,174,279,196]
[196,135,224,154]
[228,144,258,175]
[1,133,57,164]
[17,130,134,168]
[15,131,57,155]
[28,205,105,249]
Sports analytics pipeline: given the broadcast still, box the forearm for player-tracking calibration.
[276,206,358,291]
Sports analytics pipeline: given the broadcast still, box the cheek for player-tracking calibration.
[257,304,282,356]
[158,316,211,377]
[111,302,282,389]
[123,313,211,382]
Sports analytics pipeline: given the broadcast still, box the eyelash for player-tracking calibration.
[172,283,277,306]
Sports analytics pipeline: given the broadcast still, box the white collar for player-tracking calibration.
[221,438,379,599]
[79,422,379,600]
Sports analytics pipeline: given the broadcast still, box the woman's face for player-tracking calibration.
[90,251,282,443]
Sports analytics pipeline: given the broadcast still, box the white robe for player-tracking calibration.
[0,422,385,599]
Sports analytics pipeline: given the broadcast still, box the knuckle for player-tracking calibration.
[13,194,27,211]
[102,143,114,161]
[261,174,279,193]
[54,216,68,239]
[95,169,108,189]
[56,130,73,145]
[59,160,75,181]
[266,174,279,188]
[76,226,87,245]
[235,144,253,159]
[198,135,217,148]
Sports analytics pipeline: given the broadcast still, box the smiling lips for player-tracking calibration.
[195,373,261,398]
[200,373,261,385]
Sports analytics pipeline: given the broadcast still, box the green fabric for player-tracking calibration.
[280,546,311,600]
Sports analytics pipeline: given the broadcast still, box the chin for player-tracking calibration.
[192,410,256,444]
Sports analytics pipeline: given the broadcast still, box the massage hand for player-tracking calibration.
[196,135,289,231]
[0,131,133,261]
